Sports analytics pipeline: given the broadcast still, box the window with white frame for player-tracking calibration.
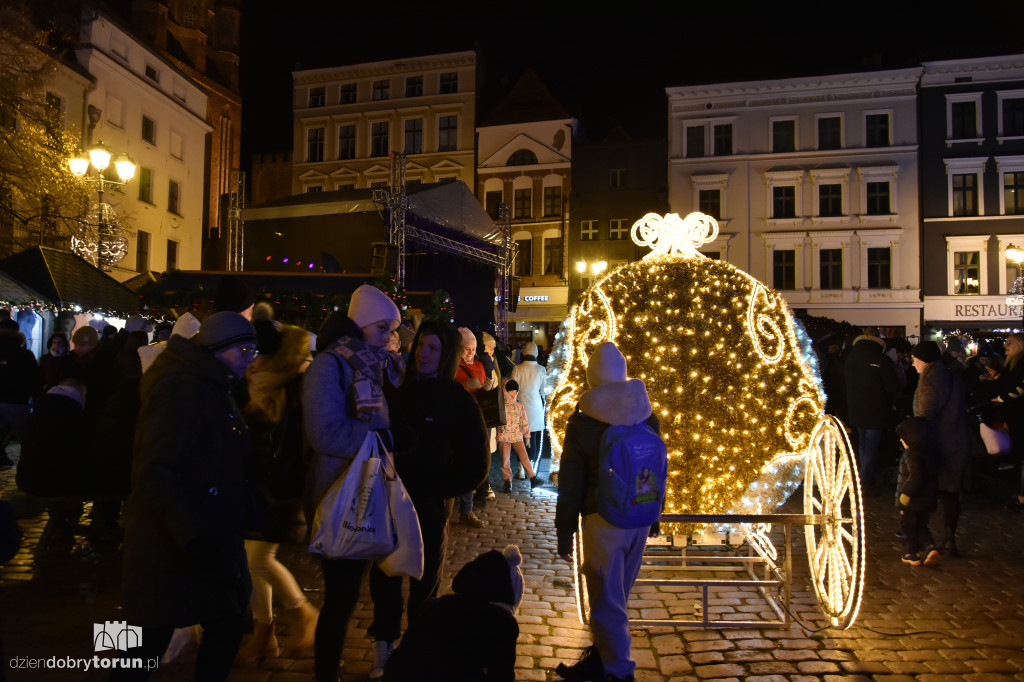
[145,64,159,83]
[770,117,797,153]
[857,166,898,217]
[764,170,804,223]
[945,93,983,142]
[307,127,324,162]
[514,187,532,219]
[864,111,891,147]
[763,232,806,290]
[996,234,1024,293]
[370,121,389,157]
[404,118,423,154]
[609,168,625,189]
[943,157,986,216]
[543,185,562,217]
[170,130,183,160]
[856,228,901,290]
[338,124,355,160]
[609,219,628,240]
[691,173,728,220]
[809,230,853,291]
[142,115,156,145]
[439,72,458,94]
[542,228,562,276]
[945,235,989,295]
[340,83,357,104]
[405,76,423,98]
[816,114,843,150]
[995,156,1024,215]
[485,190,502,220]
[167,179,181,215]
[105,94,124,128]
[810,168,849,221]
[309,86,325,108]
[513,231,532,276]
[438,115,457,152]
[580,220,597,240]
[683,118,736,158]
[998,91,1024,139]
[372,79,390,101]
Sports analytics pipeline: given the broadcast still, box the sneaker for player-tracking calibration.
[530,476,546,489]
[555,645,603,681]
[486,484,496,499]
[923,548,941,566]
[461,512,485,528]
[901,552,922,566]
[369,640,394,680]
[502,480,512,493]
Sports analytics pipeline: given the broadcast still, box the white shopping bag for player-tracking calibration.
[309,431,395,560]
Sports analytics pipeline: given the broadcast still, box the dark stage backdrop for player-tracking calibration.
[405,250,495,334]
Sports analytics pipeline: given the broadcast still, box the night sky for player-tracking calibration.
[240,1,1024,166]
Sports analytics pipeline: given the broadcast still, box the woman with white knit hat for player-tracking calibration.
[303,284,403,682]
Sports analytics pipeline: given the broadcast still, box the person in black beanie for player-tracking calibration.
[911,341,971,556]
[213,274,256,320]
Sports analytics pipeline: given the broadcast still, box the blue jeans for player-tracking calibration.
[856,428,884,486]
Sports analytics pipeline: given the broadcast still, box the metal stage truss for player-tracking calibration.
[373,153,518,343]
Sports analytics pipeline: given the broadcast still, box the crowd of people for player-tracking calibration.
[0,278,579,681]
[819,327,1024,564]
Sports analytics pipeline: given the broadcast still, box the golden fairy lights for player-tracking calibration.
[545,213,826,533]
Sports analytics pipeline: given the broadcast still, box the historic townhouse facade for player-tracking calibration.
[569,130,668,303]
[919,55,1024,336]
[477,70,576,349]
[291,51,476,194]
[75,10,211,281]
[667,68,923,339]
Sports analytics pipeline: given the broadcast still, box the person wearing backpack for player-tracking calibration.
[554,342,665,682]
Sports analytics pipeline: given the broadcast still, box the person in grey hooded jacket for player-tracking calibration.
[554,342,659,682]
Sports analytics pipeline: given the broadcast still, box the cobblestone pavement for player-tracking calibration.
[3,442,1024,681]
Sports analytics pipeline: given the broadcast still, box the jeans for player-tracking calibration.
[109,614,245,682]
[314,558,370,681]
[855,428,884,487]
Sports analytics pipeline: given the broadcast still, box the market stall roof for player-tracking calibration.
[0,246,138,314]
[0,266,49,305]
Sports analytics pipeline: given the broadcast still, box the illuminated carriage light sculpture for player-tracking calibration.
[543,212,865,630]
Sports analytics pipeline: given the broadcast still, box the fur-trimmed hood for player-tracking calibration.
[579,378,653,426]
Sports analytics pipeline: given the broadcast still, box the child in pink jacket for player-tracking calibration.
[497,379,545,492]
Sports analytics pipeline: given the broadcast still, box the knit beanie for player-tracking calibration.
[451,545,525,610]
[212,274,255,314]
[253,318,281,356]
[71,325,98,347]
[587,341,628,388]
[197,312,257,353]
[347,284,401,329]
[457,326,477,351]
[481,332,496,349]
[524,341,538,356]
[911,341,942,364]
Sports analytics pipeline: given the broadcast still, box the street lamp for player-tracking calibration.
[68,142,136,271]
[1005,243,1024,329]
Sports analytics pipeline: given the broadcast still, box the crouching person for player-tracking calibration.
[554,342,666,682]
[382,545,525,682]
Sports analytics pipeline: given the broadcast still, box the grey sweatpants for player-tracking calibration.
[581,512,648,679]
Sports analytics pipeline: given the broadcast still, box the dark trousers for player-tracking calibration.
[109,613,245,682]
[899,508,935,555]
[855,428,884,487]
[938,490,961,540]
[368,509,449,643]
[528,430,543,464]
[315,558,370,682]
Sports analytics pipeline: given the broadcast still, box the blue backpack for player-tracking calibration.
[595,422,668,528]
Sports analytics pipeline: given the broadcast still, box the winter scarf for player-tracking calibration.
[333,336,405,420]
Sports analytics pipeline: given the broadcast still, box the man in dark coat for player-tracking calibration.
[911,341,972,556]
[0,320,41,468]
[115,312,258,680]
[843,334,901,491]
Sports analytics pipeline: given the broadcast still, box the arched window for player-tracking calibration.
[507,149,537,166]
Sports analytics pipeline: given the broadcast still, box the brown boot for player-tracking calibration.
[234,620,279,665]
[281,600,319,656]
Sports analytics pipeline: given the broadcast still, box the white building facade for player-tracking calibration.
[75,11,210,281]
[667,69,923,339]
[291,52,476,193]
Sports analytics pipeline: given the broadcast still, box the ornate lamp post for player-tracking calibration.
[1005,243,1024,329]
[67,142,136,270]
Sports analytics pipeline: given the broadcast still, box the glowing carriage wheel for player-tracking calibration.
[803,415,865,629]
